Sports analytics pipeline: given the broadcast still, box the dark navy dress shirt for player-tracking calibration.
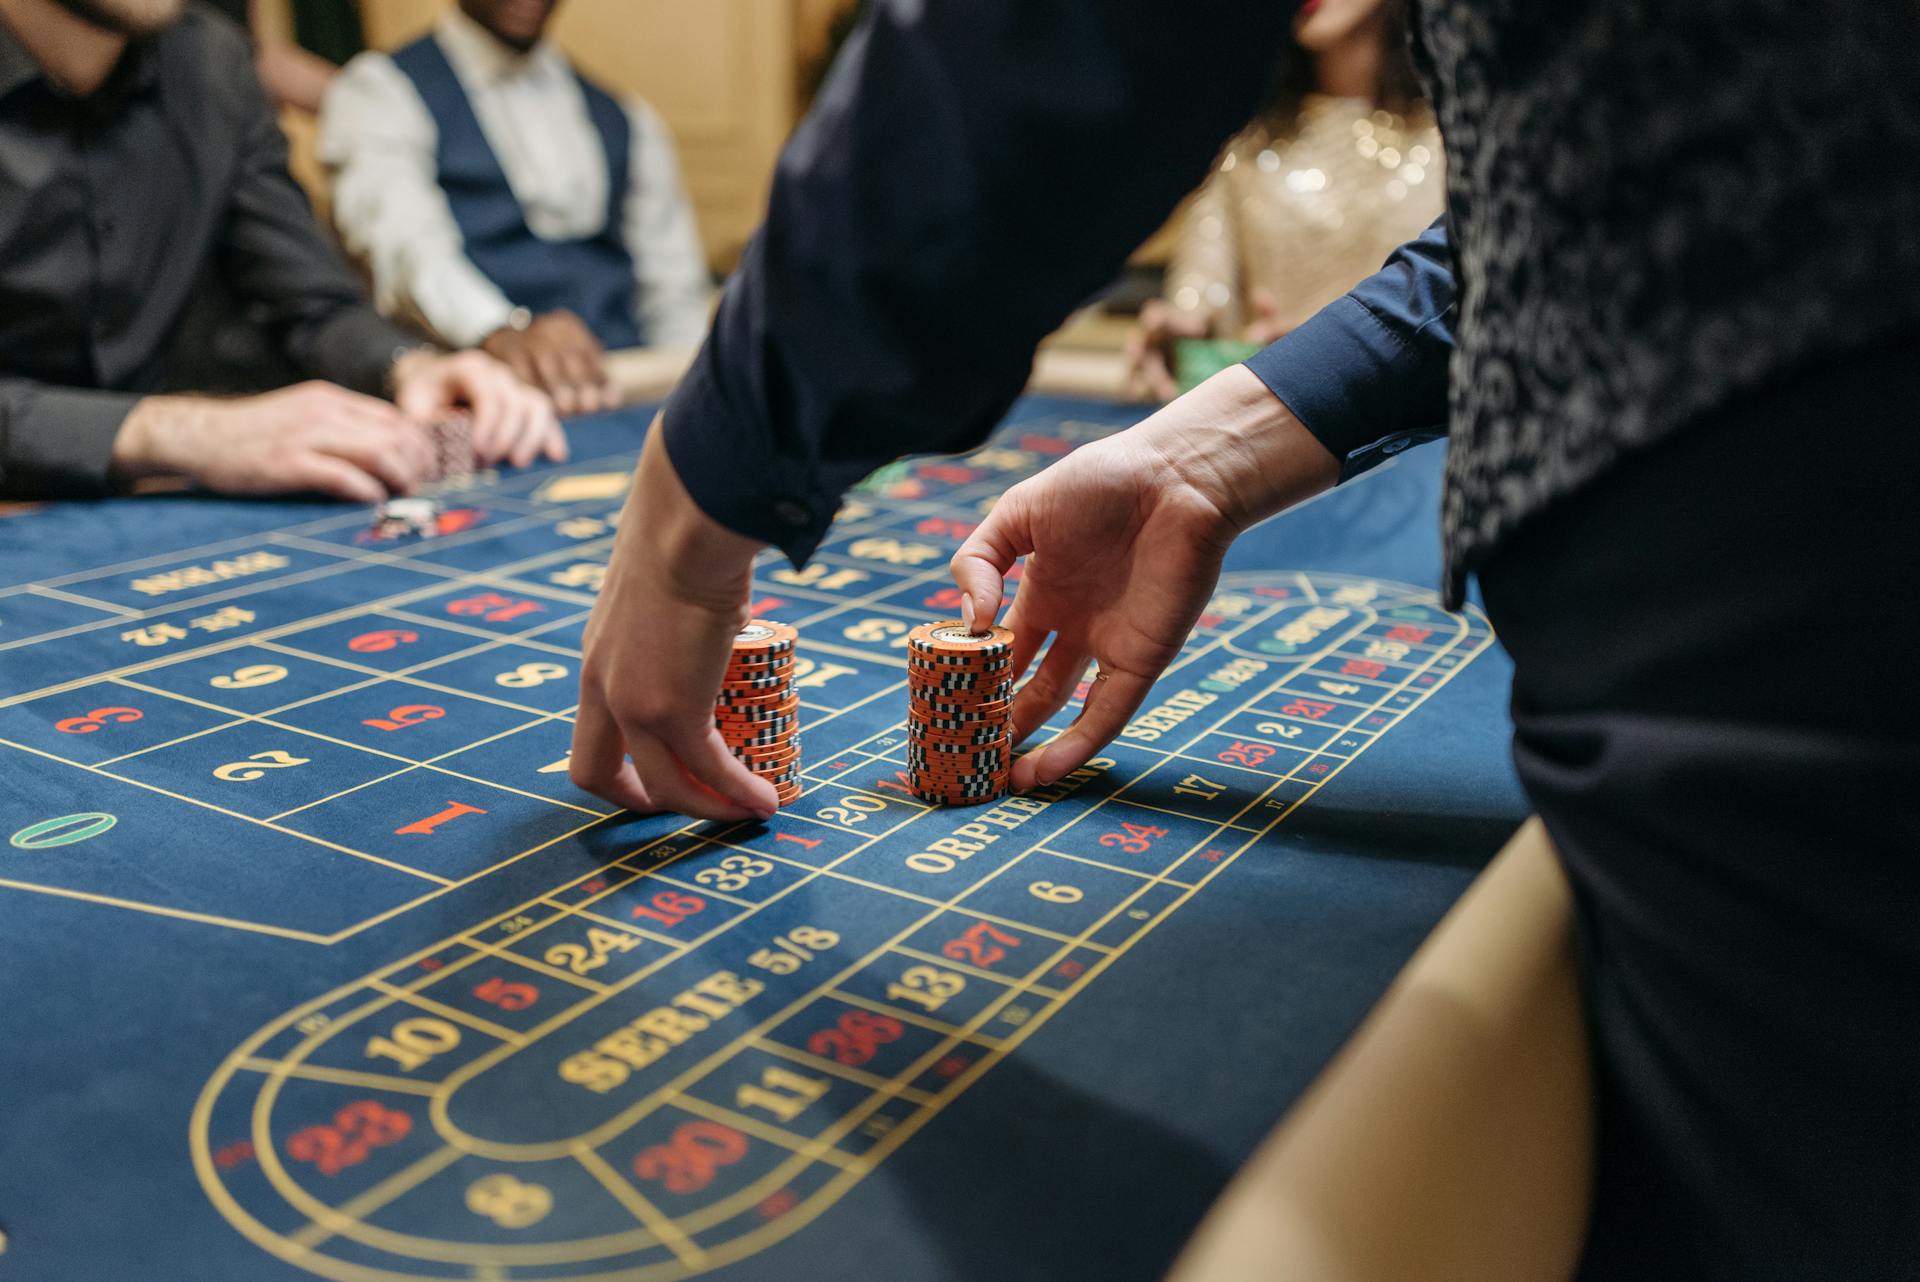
[659,0,1918,606]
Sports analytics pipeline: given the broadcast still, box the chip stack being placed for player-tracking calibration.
[905,621,1016,806]
[717,621,803,809]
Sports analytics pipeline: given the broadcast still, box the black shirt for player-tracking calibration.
[0,7,412,496]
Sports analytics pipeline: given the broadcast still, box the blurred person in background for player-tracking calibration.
[0,0,559,502]
[1125,0,1441,400]
[320,0,712,418]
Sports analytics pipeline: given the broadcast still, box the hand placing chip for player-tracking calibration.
[950,365,1340,792]
[570,419,779,822]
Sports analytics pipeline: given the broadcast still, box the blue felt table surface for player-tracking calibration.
[0,399,1525,1282]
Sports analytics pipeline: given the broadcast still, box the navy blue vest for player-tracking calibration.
[391,34,643,349]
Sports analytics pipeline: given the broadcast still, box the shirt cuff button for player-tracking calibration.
[773,499,810,528]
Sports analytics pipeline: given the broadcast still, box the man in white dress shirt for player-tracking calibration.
[319,0,712,416]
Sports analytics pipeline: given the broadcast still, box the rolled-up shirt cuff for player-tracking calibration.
[1242,294,1447,481]
[661,341,837,566]
[0,385,143,497]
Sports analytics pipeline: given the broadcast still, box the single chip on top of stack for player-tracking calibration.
[718,621,803,809]
[906,621,1016,806]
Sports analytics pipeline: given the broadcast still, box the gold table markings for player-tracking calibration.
[572,1144,708,1271]
[662,1091,859,1172]
[459,936,614,994]
[233,1056,442,1099]
[0,732,453,887]
[139,522,1496,1276]
[822,989,1003,1050]
[638,870,755,910]
[284,1144,464,1253]
[748,1036,938,1106]
[0,875,333,944]
[1040,845,1189,885]
[366,979,525,1047]
[886,943,1064,997]
[550,903,686,952]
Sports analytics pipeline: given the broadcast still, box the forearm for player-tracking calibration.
[1242,218,1457,478]
[107,394,243,484]
[1139,364,1341,533]
[0,380,144,498]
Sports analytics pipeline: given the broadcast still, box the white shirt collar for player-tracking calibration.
[434,7,565,87]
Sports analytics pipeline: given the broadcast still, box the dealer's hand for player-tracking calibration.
[950,365,1341,792]
[570,420,779,822]
[391,348,567,470]
[481,309,621,418]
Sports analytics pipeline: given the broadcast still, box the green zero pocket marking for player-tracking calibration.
[10,812,117,849]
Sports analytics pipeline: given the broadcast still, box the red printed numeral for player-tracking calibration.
[1339,658,1386,679]
[1097,821,1168,855]
[1216,739,1275,766]
[922,587,966,611]
[806,1010,903,1067]
[362,704,445,732]
[1279,699,1336,720]
[473,977,539,1011]
[629,890,705,929]
[54,706,142,734]
[942,920,1021,968]
[632,1120,748,1194]
[285,1099,411,1176]
[445,592,544,623]
[348,629,418,654]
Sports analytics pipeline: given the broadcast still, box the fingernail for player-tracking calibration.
[1033,749,1070,789]
[961,594,977,633]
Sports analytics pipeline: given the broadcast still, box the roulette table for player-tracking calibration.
[0,396,1527,1282]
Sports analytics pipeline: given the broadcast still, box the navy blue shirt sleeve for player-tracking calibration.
[1242,216,1456,479]
[661,0,1294,563]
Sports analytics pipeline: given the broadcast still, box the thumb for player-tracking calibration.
[949,489,1032,634]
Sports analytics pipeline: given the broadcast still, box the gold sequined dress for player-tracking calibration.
[1165,96,1444,336]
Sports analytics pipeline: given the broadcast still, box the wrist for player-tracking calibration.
[478,307,533,350]
[1140,364,1339,532]
[109,395,211,482]
[623,417,763,608]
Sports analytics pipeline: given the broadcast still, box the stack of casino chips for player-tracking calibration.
[906,621,1016,806]
[424,414,475,484]
[717,621,803,808]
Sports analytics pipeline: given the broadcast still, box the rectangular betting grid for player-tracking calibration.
[0,404,1505,1282]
